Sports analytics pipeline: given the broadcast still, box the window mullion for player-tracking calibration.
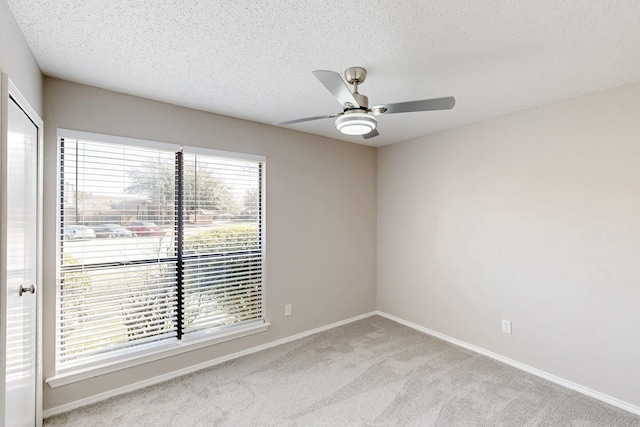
[175,150,184,339]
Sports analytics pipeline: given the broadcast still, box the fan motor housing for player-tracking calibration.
[351,93,369,109]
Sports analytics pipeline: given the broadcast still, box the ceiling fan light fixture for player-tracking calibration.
[273,67,455,140]
[335,111,377,136]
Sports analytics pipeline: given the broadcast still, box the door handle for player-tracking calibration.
[19,284,37,296]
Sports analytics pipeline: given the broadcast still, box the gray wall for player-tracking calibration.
[0,0,42,115]
[42,77,377,409]
[377,81,640,407]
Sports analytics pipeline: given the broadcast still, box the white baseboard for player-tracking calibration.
[44,310,640,418]
[43,311,377,418]
[375,311,640,417]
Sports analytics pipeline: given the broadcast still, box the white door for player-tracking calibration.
[1,78,41,427]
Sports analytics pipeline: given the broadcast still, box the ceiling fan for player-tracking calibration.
[274,66,456,139]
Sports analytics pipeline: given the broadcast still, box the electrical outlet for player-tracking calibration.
[502,319,512,334]
[285,304,292,316]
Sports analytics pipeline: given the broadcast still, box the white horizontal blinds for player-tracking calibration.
[56,132,265,371]
[57,137,178,370]
[181,153,263,336]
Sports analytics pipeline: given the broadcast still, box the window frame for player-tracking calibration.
[47,129,269,388]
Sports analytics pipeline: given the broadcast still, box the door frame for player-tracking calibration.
[0,73,44,426]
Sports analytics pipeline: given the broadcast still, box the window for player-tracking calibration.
[56,130,265,374]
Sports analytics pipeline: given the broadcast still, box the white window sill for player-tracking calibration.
[46,321,270,388]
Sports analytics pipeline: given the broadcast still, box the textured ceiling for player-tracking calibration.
[7,1,640,147]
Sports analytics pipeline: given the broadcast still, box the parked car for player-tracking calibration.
[93,223,133,238]
[127,221,165,237]
[63,225,96,240]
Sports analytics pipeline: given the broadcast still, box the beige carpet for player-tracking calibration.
[44,316,640,426]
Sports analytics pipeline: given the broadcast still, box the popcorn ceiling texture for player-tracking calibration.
[7,0,640,146]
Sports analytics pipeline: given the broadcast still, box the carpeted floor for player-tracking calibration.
[44,315,640,426]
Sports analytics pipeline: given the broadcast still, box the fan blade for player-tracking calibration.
[312,70,360,108]
[373,96,455,115]
[273,114,338,126]
[363,129,379,139]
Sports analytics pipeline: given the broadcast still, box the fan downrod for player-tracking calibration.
[343,67,369,108]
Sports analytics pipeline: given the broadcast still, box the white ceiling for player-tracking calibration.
[7,1,640,147]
